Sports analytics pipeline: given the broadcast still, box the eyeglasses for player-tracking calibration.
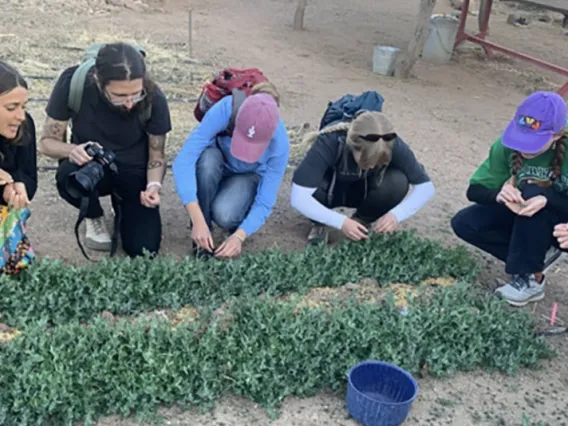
[359,133,397,143]
[105,89,147,106]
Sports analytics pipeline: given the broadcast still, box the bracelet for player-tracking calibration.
[146,181,162,191]
[232,233,245,243]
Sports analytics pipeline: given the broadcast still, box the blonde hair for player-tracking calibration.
[300,112,394,175]
[251,81,280,106]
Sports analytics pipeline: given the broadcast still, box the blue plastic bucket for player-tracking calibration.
[346,360,419,426]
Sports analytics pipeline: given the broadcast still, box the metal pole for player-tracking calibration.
[188,8,193,58]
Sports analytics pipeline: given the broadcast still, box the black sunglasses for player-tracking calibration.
[359,133,397,143]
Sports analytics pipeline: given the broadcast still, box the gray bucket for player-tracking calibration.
[422,14,460,63]
[372,46,400,76]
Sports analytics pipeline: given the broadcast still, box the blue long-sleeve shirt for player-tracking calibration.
[173,95,290,236]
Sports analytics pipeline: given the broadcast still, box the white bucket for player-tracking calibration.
[421,14,460,63]
[372,46,400,76]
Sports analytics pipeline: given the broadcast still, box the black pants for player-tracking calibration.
[451,202,567,275]
[56,160,162,257]
[313,167,410,224]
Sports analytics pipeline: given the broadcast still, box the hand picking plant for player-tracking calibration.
[0,284,553,426]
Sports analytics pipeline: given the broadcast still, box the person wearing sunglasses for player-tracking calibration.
[38,42,172,258]
[291,111,435,245]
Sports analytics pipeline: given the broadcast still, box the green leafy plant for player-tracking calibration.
[0,284,553,426]
[0,232,479,328]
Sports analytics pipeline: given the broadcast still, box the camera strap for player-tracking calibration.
[74,191,122,261]
[75,196,92,261]
[109,191,122,257]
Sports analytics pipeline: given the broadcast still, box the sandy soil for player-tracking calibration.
[1,0,568,424]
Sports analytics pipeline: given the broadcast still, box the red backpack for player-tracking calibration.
[194,68,269,134]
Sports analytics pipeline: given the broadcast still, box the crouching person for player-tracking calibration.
[451,91,568,307]
[38,42,172,258]
[290,111,435,245]
[0,62,38,273]
[173,83,289,259]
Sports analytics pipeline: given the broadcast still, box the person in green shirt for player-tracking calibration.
[451,91,568,307]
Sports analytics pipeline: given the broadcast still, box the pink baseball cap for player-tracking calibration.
[231,94,280,163]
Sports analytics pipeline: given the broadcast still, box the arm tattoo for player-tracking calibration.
[148,134,166,152]
[41,117,67,141]
[148,160,164,170]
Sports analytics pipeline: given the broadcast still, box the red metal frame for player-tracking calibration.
[454,0,568,97]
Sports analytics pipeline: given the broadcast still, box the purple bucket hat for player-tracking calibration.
[502,91,567,154]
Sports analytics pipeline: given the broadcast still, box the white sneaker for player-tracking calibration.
[85,217,112,251]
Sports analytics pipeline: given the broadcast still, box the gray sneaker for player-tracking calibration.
[307,224,329,245]
[85,216,112,251]
[494,274,546,307]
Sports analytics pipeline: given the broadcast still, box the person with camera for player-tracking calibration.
[38,42,172,258]
[0,61,38,273]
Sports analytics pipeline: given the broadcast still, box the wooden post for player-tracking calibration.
[188,8,193,58]
[394,0,437,79]
[293,0,308,30]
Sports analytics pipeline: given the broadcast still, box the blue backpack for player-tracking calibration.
[318,91,385,130]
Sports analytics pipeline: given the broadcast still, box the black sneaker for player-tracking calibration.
[307,224,329,245]
[192,241,214,260]
[543,246,563,274]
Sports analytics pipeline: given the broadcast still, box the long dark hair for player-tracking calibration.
[94,42,157,111]
[0,61,28,144]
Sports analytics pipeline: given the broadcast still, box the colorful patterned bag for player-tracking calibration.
[0,206,34,274]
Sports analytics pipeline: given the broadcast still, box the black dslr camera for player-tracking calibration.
[67,143,118,198]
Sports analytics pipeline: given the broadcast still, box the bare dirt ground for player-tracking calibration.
[2,0,568,424]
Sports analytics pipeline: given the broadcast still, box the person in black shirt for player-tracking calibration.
[0,61,38,273]
[39,42,172,258]
[291,111,435,245]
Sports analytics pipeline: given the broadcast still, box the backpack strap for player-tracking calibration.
[68,59,96,115]
[226,89,247,135]
[326,133,347,207]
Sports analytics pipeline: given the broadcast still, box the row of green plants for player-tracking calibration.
[0,232,479,328]
[0,284,553,426]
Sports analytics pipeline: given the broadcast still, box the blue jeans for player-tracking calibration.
[196,146,260,232]
[451,203,566,275]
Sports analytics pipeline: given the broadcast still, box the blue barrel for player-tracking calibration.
[346,360,419,426]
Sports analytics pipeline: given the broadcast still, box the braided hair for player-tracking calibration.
[510,130,566,187]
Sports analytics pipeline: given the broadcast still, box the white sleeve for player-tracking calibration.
[290,183,347,230]
[390,181,435,223]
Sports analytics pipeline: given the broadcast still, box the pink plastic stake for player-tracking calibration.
[550,303,558,326]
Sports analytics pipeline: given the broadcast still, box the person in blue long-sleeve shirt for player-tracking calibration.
[173,87,289,259]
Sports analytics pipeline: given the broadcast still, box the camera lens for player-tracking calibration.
[67,162,105,198]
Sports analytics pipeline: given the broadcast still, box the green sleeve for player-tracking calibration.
[469,138,511,189]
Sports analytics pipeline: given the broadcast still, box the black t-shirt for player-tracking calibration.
[45,66,172,169]
[0,113,38,205]
[293,130,430,188]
